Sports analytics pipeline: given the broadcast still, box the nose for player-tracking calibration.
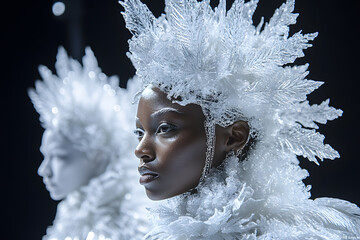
[135,134,155,163]
[38,157,52,178]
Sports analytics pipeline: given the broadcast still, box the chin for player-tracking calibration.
[146,191,162,201]
[145,189,168,201]
[146,188,184,201]
[49,191,66,201]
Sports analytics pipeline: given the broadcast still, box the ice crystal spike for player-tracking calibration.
[279,126,340,165]
[287,99,343,129]
[119,0,155,36]
[263,0,297,38]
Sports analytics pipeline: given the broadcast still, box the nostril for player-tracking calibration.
[141,154,155,163]
[135,146,155,163]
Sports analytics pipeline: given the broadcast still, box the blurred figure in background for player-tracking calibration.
[29,47,149,240]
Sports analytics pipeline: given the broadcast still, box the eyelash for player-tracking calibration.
[156,123,177,134]
[133,123,178,140]
[134,129,144,139]
[47,155,68,161]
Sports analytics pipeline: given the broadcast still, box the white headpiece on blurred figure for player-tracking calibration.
[29,47,131,163]
[120,0,342,179]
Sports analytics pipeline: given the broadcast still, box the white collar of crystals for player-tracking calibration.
[145,148,360,240]
[43,162,149,240]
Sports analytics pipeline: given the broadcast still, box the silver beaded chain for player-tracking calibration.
[199,109,216,182]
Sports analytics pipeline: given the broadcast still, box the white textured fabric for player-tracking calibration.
[120,0,360,239]
[29,48,150,239]
[43,164,148,240]
[146,154,360,239]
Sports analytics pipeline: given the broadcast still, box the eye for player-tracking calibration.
[134,128,145,139]
[51,153,69,161]
[46,155,67,164]
[156,123,177,134]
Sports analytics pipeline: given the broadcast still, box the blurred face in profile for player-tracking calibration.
[38,129,99,200]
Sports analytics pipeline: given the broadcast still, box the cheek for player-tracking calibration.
[158,133,207,189]
[69,161,95,184]
[50,159,67,182]
[54,158,95,189]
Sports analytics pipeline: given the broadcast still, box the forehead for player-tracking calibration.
[138,87,204,118]
[139,87,171,108]
[41,129,72,151]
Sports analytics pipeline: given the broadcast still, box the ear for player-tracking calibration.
[224,120,250,153]
[91,152,110,176]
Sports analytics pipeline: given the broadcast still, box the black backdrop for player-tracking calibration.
[7,0,360,239]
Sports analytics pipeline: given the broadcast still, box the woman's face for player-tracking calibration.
[135,87,228,200]
[38,129,99,200]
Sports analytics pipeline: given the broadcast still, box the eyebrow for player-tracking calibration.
[150,107,185,119]
[40,144,68,154]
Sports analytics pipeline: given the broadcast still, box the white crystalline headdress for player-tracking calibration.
[29,47,125,162]
[120,0,342,178]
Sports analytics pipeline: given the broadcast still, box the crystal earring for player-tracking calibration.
[235,148,242,157]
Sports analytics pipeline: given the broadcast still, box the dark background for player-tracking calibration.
[6,0,359,239]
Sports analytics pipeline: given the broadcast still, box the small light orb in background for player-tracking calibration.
[52,1,66,16]
[51,107,58,114]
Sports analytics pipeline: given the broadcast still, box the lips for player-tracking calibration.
[138,166,159,185]
[43,179,56,190]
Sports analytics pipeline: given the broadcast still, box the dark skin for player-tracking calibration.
[135,86,249,200]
